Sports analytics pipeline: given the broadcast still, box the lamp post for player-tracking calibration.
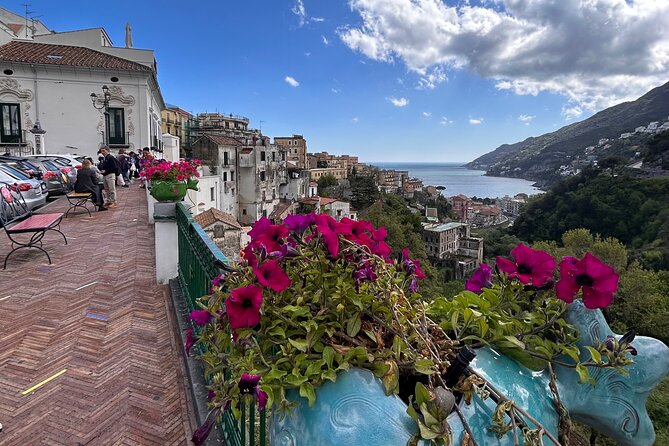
[90,85,111,147]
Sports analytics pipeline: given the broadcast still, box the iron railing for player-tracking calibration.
[176,202,268,445]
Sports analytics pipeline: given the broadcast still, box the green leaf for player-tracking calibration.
[346,312,362,337]
[288,338,309,352]
[323,346,335,368]
[305,360,324,377]
[585,346,602,364]
[381,360,399,395]
[264,367,287,381]
[502,335,525,350]
[321,369,337,382]
[415,358,436,375]
[575,363,595,385]
[284,374,308,386]
[414,382,431,406]
[299,382,316,407]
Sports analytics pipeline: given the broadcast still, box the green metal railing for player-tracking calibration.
[176,202,268,445]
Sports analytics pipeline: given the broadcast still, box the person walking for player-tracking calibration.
[75,159,106,211]
[117,148,131,187]
[139,147,154,189]
[98,146,119,208]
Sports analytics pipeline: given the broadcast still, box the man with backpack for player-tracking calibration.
[99,146,120,208]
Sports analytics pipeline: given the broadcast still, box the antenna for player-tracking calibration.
[22,3,38,38]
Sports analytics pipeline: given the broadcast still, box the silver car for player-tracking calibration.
[0,165,47,210]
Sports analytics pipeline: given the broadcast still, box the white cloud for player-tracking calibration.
[422,111,432,117]
[331,88,340,93]
[285,76,300,87]
[322,35,329,45]
[388,96,409,107]
[352,117,360,123]
[417,66,447,90]
[292,0,307,26]
[561,105,583,120]
[469,117,483,125]
[439,116,453,125]
[292,0,324,27]
[305,52,312,57]
[339,0,669,112]
[518,114,535,125]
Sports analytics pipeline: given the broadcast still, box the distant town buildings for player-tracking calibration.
[194,208,250,262]
[298,196,356,221]
[161,105,192,151]
[422,222,483,280]
[275,135,307,169]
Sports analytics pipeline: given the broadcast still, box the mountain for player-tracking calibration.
[467,81,669,187]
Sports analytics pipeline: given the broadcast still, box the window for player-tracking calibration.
[272,152,276,162]
[223,151,229,166]
[223,172,228,181]
[260,171,266,181]
[231,171,234,181]
[210,187,215,201]
[281,152,286,161]
[242,208,247,215]
[108,107,125,145]
[260,151,266,161]
[0,103,21,143]
[231,188,235,196]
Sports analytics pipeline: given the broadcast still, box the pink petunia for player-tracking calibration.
[465,264,493,293]
[556,253,619,309]
[190,309,212,326]
[254,259,292,292]
[225,285,263,329]
[314,214,352,257]
[496,243,555,286]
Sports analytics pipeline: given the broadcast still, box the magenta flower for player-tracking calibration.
[190,309,212,326]
[465,264,493,293]
[496,243,555,286]
[185,327,195,356]
[401,248,427,280]
[192,407,221,446]
[555,253,619,309]
[248,217,271,239]
[284,213,314,233]
[212,273,226,288]
[254,259,292,292]
[255,224,290,253]
[242,243,259,268]
[238,374,269,411]
[314,214,352,257]
[225,285,263,329]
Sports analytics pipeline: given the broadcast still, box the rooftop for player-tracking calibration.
[0,187,193,444]
[0,41,152,72]
[423,222,466,232]
[195,207,242,229]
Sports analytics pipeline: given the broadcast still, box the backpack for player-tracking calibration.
[119,155,131,171]
[112,155,121,174]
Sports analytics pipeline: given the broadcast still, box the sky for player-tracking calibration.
[6,0,669,162]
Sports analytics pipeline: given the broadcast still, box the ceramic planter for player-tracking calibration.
[270,301,669,446]
[150,180,187,202]
[186,178,199,191]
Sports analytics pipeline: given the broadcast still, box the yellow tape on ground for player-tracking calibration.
[21,369,67,395]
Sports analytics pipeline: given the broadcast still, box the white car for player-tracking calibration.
[27,154,83,185]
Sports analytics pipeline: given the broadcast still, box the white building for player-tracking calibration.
[0,8,164,158]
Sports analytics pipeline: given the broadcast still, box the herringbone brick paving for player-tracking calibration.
[0,187,193,445]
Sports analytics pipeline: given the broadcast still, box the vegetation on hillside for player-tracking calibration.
[512,170,669,269]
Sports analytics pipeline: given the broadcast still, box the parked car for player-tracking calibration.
[0,155,44,180]
[0,166,47,210]
[22,158,68,195]
[27,155,79,184]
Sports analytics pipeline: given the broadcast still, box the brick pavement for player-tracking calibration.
[0,186,194,445]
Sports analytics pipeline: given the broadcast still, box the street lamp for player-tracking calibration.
[90,85,111,146]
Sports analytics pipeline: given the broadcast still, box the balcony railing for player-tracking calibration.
[175,203,268,446]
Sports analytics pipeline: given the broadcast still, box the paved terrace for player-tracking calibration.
[0,187,193,445]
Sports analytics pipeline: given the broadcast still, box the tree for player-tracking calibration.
[349,174,380,211]
[317,174,338,196]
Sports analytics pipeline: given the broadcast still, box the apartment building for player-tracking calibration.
[422,222,483,280]
[275,134,307,169]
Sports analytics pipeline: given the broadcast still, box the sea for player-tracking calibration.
[372,162,543,199]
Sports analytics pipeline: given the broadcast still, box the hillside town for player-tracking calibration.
[0,6,528,281]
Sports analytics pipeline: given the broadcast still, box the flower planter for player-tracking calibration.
[150,180,187,202]
[270,302,669,446]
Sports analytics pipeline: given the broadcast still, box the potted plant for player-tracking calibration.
[187,214,666,446]
[141,159,200,202]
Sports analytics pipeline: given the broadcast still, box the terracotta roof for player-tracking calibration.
[199,133,242,147]
[0,41,152,72]
[194,208,242,229]
[269,201,294,220]
[6,23,23,35]
[298,196,338,206]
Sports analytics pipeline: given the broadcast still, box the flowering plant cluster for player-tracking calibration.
[140,159,200,182]
[189,216,632,445]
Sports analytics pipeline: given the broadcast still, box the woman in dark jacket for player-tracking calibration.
[75,159,107,211]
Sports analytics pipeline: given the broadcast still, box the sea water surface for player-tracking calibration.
[373,162,543,198]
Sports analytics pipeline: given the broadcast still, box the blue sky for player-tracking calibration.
[6,0,669,162]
